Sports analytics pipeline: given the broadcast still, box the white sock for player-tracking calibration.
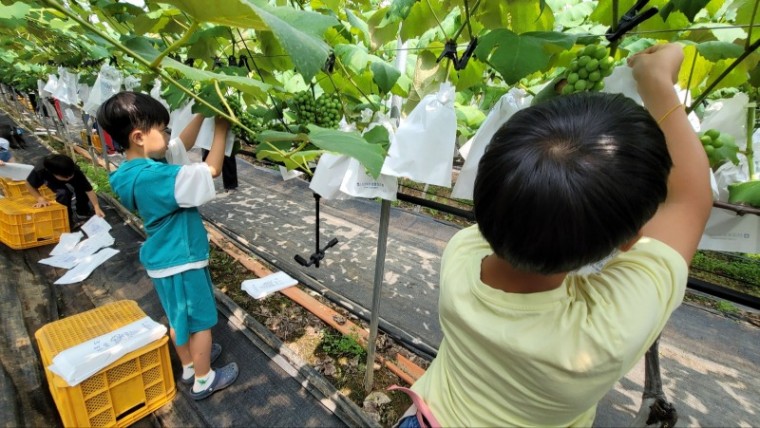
[182,363,195,380]
[193,369,216,393]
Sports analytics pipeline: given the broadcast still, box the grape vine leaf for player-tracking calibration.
[678,45,711,92]
[0,2,30,29]
[370,61,401,93]
[697,41,744,61]
[367,7,401,50]
[660,0,711,22]
[307,125,386,178]
[505,0,556,34]
[388,0,416,20]
[399,1,447,41]
[475,29,570,84]
[159,0,337,81]
[186,26,230,61]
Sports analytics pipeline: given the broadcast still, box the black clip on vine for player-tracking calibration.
[436,38,479,71]
[605,0,658,42]
[294,193,339,268]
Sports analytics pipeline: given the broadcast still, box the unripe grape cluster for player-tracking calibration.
[226,96,262,143]
[562,44,615,95]
[292,91,342,129]
[699,128,735,167]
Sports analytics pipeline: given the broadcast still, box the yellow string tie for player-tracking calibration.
[657,103,684,125]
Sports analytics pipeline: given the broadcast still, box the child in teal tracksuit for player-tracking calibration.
[98,92,238,400]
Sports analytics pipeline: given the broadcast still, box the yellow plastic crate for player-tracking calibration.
[0,196,69,249]
[0,177,56,199]
[34,301,176,428]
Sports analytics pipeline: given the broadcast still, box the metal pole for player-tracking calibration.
[364,199,391,391]
[364,34,409,392]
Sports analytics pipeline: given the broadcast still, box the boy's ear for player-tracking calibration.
[129,129,144,147]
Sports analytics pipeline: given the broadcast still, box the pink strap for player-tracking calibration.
[388,385,441,428]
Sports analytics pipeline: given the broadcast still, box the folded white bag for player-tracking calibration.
[48,316,167,386]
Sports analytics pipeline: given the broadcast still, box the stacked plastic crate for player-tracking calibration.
[0,177,69,249]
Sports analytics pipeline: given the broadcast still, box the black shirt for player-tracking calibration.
[27,161,93,193]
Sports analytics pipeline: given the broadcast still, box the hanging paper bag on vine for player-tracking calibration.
[123,75,141,91]
[382,82,457,187]
[309,153,352,200]
[149,79,170,111]
[168,100,235,159]
[340,114,398,200]
[42,74,58,98]
[83,63,123,116]
[451,88,532,200]
[602,65,702,130]
[53,68,80,106]
[691,92,759,252]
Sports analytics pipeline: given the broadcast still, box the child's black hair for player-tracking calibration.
[43,154,77,177]
[96,91,170,153]
[473,92,673,274]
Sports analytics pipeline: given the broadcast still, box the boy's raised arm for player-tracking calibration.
[204,117,229,178]
[629,43,713,264]
[178,114,205,151]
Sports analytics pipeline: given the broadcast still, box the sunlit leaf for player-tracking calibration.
[370,61,401,93]
[697,41,744,61]
[307,124,386,177]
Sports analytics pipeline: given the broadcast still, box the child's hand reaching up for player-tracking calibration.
[627,43,684,94]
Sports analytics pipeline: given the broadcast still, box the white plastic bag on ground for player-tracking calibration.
[451,88,531,200]
[381,82,457,187]
[83,64,123,115]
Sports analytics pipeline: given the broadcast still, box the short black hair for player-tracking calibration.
[96,91,170,152]
[43,154,77,177]
[473,92,672,274]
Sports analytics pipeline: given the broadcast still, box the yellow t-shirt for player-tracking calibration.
[411,225,687,427]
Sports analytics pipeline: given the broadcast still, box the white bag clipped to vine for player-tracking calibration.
[123,75,141,91]
[340,115,398,200]
[602,65,701,130]
[451,88,532,200]
[381,82,457,187]
[42,74,58,98]
[169,100,234,157]
[149,79,170,111]
[53,68,80,106]
[309,120,358,200]
[83,63,122,116]
[310,153,352,200]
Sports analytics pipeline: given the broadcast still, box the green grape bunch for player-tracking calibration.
[226,96,262,143]
[699,128,740,169]
[314,93,342,128]
[292,91,342,129]
[562,44,615,95]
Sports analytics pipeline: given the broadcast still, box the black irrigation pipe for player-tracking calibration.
[688,277,760,311]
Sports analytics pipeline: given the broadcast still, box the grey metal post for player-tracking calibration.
[364,35,409,392]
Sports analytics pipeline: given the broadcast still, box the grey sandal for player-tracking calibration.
[189,362,239,401]
[180,343,223,385]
